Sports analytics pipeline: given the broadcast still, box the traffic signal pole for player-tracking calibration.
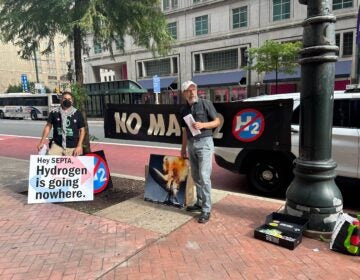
[285,0,343,235]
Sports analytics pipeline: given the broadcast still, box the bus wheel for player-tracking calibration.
[31,111,38,120]
[0,111,4,119]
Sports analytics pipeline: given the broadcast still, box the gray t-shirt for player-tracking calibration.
[180,98,218,140]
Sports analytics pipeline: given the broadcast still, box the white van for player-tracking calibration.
[214,92,360,196]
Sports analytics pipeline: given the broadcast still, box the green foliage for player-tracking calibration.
[6,82,51,93]
[0,0,173,153]
[0,0,173,59]
[5,83,22,93]
[247,40,301,75]
[70,83,89,111]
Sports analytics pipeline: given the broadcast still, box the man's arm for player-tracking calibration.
[181,127,188,158]
[193,117,220,130]
[37,123,52,151]
[73,127,85,156]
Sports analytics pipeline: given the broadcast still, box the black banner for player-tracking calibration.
[104,99,293,150]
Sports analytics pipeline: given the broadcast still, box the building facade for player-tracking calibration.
[0,36,72,93]
[82,0,359,102]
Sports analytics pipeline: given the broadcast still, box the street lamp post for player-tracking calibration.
[244,49,252,97]
[33,49,40,83]
[285,0,343,236]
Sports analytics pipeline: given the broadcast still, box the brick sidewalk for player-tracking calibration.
[99,195,359,280]
[0,154,358,279]
[0,188,160,280]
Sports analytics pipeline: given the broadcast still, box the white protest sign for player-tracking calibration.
[28,155,94,204]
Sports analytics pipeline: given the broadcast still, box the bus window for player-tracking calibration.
[52,95,61,104]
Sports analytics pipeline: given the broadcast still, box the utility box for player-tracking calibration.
[254,212,308,250]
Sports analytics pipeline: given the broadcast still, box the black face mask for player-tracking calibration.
[62,99,72,109]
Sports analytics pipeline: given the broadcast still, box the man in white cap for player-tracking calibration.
[180,80,220,223]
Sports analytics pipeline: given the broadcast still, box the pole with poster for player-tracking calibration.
[153,75,160,104]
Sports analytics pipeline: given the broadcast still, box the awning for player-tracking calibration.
[192,70,245,86]
[137,76,177,90]
[335,60,352,77]
[263,68,301,82]
[263,60,352,82]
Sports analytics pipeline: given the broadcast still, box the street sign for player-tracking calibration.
[153,75,160,93]
[21,74,29,92]
[232,108,265,142]
[87,153,110,194]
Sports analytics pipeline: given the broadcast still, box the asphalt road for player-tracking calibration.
[1,118,359,211]
[0,118,179,148]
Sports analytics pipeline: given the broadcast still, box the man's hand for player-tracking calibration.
[37,141,46,151]
[73,146,83,156]
[192,122,204,130]
[181,146,188,159]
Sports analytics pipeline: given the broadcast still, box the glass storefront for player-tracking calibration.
[197,86,247,102]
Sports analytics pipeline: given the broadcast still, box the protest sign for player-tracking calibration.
[28,155,94,204]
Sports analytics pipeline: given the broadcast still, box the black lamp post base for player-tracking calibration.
[285,159,343,233]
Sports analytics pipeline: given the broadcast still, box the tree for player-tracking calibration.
[0,0,172,153]
[247,40,301,94]
[6,82,51,93]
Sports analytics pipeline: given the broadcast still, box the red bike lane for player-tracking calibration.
[0,134,246,192]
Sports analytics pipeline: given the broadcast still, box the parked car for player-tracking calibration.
[214,92,360,196]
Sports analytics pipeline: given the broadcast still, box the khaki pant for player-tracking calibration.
[48,142,76,156]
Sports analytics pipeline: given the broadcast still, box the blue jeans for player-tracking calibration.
[187,136,214,213]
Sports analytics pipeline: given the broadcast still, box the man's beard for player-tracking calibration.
[188,96,198,104]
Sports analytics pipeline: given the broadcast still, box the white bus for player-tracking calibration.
[0,93,61,120]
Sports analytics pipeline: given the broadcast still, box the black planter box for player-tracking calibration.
[254,212,308,250]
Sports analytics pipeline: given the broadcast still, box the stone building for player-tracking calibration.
[83,0,358,102]
[0,36,72,93]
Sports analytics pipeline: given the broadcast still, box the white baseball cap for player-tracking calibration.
[181,80,197,92]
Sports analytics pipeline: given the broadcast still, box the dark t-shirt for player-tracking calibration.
[47,109,85,148]
[180,98,218,140]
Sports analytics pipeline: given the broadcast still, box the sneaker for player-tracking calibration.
[186,204,202,212]
[198,212,210,224]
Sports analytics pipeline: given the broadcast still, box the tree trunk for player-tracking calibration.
[73,25,83,85]
[73,24,91,154]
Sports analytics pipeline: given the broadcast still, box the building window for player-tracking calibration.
[203,49,238,72]
[163,0,169,10]
[172,57,178,74]
[94,41,102,54]
[232,6,247,29]
[335,33,340,55]
[343,32,353,56]
[194,54,201,72]
[137,62,143,78]
[163,0,178,10]
[167,22,177,39]
[144,59,171,77]
[193,0,201,4]
[115,37,124,50]
[333,0,352,10]
[240,47,248,67]
[195,15,208,36]
[273,0,290,21]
